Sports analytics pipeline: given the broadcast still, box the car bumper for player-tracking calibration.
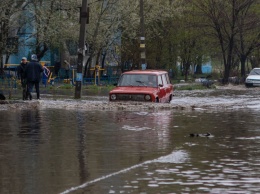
[109,93,155,102]
[245,81,260,87]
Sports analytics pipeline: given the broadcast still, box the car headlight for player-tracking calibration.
[144,94,151,101]
[246,79,252,83]
[110,94,117,100]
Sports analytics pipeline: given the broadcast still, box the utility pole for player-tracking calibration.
[140,0,146,70]
[75,0,88,99]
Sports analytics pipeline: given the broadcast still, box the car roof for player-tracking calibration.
[122,70,168,75]
[252,68,260,70]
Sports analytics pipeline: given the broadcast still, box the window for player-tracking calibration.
[118,74,157,87]
[158,75,163,86]
[250,69,260,75]
[162,74,167,85]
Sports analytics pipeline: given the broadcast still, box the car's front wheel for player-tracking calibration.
[245,83,252,87]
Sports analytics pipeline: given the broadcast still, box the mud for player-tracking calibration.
[1,84,260,111]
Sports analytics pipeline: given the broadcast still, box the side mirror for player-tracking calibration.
[158,84,163,87]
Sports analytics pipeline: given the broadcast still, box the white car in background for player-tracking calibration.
[245,68,260,87]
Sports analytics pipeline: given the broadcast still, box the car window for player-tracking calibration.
[146,75,157,87]
[118,74,157,87]
[162,74,167,85]
[249,69,260,75]
[158,75,163,86]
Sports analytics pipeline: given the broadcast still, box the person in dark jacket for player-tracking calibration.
[24,54,43,100]
[17,57,28,100]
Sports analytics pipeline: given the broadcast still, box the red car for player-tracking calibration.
[109,70,174,103]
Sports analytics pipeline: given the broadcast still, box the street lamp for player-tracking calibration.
[140,0,146,70]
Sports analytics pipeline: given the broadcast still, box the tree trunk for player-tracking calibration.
[5,54,9,64]
[223,64,231,83]
[95,48,102,65]
[195,64,202,74]
[83,56,91,77]
[101,52,106,68]
[101,51,106,76]
[36,43,49,61]
[221,38,234,84]
[240,55,247,77]
[183,61,190,81]
[195,56,202,74]
[0,55,3,77]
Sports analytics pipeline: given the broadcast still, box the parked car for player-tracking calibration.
[109,70,174,103]
[245,68,260,87]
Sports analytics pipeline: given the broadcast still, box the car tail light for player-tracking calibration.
[110,94,117,100]
[144,94,151,101]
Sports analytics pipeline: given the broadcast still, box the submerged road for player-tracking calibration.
[1,84,260,194]
[1,84,260,111]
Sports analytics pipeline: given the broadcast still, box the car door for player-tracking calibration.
[164,73,173,98]
[157,74,167,102]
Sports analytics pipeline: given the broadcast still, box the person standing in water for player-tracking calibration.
[17,57,28,100]
[24,54,43,100]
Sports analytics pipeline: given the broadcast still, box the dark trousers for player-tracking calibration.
[27,81,40,100]
[21,79,28,100]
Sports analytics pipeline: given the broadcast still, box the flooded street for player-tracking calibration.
[1,101,260,193]
[1,85,260,193]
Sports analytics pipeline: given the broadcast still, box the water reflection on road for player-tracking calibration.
[0,108,260,193]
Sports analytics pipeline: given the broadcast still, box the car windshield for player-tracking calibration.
[118,74,157,87]
[249,69,260,75]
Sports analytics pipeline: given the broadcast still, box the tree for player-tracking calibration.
[0,0,26,75]
[144,0,179,70]
[192,0,260,83]
[84,0,127,76]
[234,0,260,77]
[159,0,211,80]
[24,0,80,60]
[120,0,181,72]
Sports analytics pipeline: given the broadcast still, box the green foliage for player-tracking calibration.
[84,84,115,91]
[1,0,260,82]
[191,0,260,81]
[48,85,54,90]
[58,84,74,89]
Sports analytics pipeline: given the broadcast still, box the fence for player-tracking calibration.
[0,67,119,89]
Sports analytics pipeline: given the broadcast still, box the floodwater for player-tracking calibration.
[1,107,260,194]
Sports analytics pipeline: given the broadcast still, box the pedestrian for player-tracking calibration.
[64,60,70,79]
[17,57,28,100]
[24,54,43,100]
